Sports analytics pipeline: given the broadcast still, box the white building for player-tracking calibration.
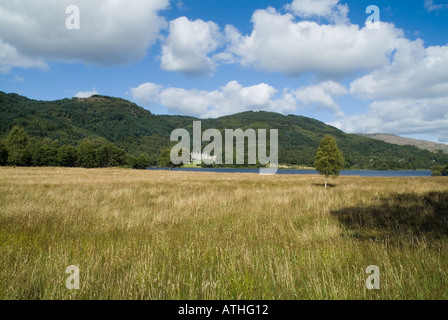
[190,152,217,163]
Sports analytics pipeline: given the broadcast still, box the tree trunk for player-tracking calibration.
[325,176,328,188]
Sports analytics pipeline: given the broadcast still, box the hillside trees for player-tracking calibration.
[1,91,448,169]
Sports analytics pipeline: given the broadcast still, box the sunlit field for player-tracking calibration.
[0,167,447,299]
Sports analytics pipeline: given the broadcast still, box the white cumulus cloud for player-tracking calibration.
[161,17,223,76]
[350,40,448,100]
[0,0,169,71]
[0,40,48,73]
[130,82,163,106]
[131,81,297,118]
[286,0,348,23]
[225,7,403,77]
[294,81,347,117]
[75,88,98,98]
[340,37,448,142]
[329,98,448,143]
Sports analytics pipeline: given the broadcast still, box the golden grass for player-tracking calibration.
[0,167,447,299]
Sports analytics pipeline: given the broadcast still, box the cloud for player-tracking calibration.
[176,1,187,11]
[13,75,25,83]
[75,88,98,98]
[161,17,223,76]
[424,0,448,12]
[158,87,211,116]
[130,82,163,106]
[212,52,237,64]
[0,40,48,73]
[333,35,448,142]
[329,98,448,142]
[0,0,169,71]
[294,81,347,117]
[131,81,297,118]
[225,7,403,77]
[285,0,349,23]
[350,40,448,100]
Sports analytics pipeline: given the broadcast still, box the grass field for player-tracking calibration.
[0,167,447,299]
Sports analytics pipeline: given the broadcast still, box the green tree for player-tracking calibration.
[28,138,59,166]
[132,154,149,170]
[0,142,8,166]
[314,135,344,188]
[432,164,448,177]
[76,138,98,168]
[5,126,31,166]
[158,148,172,168]
[110,144,127,167]
[95,140,126,167]
[126,155,137,168]
[158,148,182,170]
[77,138,126,168]
[57,145,78,167]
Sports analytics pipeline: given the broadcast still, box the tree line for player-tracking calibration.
[0,126,150,169]
[2,127,447,176]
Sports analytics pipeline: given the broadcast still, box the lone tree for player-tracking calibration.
[314,135,344,188]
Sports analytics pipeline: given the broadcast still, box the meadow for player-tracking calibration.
[0,167,447,299]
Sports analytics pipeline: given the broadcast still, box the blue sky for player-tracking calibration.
[1,0,448,143]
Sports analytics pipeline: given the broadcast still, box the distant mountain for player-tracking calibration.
[1,91,447,169]
[358,133,448,154]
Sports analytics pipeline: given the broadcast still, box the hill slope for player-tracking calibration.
[1,91,447,169]
[358,133,448,154]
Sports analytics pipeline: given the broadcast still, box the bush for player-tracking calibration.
[431,165,445,177]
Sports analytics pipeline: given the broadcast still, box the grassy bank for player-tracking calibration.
[0,167,447,299]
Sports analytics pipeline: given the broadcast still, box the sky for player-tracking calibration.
[1,0,448,143]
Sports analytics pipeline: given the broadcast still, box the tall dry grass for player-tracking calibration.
[0,167,447,299]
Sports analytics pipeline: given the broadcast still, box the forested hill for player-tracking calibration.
[1,91,447,169]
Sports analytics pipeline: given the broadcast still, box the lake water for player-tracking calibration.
[147,167,432,177]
